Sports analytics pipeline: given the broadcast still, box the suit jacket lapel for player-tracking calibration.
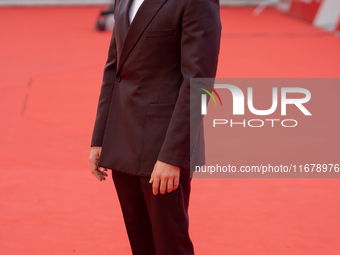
[116,0,134,44]
[117,0,168,74]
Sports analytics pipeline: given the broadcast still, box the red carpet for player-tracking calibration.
[0,6,339,255]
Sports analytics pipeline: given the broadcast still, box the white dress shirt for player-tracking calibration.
[129,0,145,24]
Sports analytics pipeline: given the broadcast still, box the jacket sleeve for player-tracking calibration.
[157,0,221,169]
[91,24,118,147]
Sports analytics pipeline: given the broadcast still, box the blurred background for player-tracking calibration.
[0,1,340,255]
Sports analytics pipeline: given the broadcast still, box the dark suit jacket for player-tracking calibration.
[91,0,221,177]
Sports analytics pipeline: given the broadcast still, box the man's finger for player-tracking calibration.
[152,177,160,195]
[91,167,107,181]
[97,175,104,181]
[149,173,154,184]
[159,177,168,195]
[173,175,180,190]
[167,178,174,193]
[93,170,104,181]
[97,168,108,176]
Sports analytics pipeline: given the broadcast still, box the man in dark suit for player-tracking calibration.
[89,0,221,254]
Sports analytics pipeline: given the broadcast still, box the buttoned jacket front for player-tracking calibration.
[91,0,221,177]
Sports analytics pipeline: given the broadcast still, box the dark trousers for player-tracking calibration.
[111,169,194,255]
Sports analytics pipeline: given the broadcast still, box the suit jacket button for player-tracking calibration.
[116,75,122,82]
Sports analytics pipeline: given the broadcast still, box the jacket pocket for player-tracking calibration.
[145,28,174,38]
[138,103,176,176]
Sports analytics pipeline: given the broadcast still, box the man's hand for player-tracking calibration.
[89,146,108,181]
[149,160,181,195]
